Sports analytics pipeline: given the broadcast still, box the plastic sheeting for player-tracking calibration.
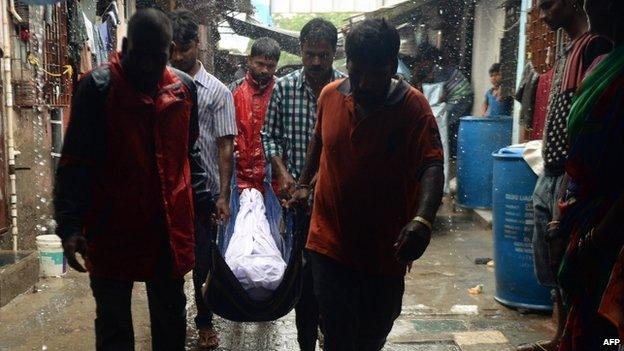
[423,82,450,194]
[225,188,287,301]
[508,140,544,176]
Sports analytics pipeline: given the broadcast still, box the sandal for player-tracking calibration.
[517,340,559,351]
[198,327,219,350]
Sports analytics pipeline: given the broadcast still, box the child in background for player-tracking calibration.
[483,63,513,117]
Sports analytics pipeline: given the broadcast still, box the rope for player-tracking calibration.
[27,53,73,78]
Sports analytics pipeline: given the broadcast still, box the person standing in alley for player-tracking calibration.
[261,18,345,351]
[291,19,444,350]
[518,1,612,350]
[54,9,212,351]
[412,43,472,159]
[482,63,513,117]
[229,37,280,192]
[555,0,624,349]
[168,9,237,350]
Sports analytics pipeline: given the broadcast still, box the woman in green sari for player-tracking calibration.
[557,0,624,349]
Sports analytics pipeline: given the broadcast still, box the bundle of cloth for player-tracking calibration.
[224,188,287,301]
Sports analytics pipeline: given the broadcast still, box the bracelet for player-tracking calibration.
[412,216,433,231]
[547,220,560,228]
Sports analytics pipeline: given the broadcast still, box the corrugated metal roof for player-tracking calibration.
[225,15,301,55]
[177,0,253,15]
[344,0,436,29]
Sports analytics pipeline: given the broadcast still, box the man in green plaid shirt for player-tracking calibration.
[261,18,344,351]
[262,21,345,196]
[262,68,345,185]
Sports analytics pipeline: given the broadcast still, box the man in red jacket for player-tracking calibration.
[53,9,211,351]
[229,37,281,192]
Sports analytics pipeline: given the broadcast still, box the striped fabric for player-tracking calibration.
[194,63,238,195]
[262,68,345,180]
[444,68,472,104]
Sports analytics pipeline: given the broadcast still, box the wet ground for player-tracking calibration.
[0,252,29,266]
[0,199,553,350]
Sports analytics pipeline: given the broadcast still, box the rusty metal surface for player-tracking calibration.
[43,2,72,107]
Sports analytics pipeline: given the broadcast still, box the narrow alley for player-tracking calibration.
[2,0,623,350]
[0,201,552,351]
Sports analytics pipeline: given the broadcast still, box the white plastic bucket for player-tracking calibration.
[36,235,67,277]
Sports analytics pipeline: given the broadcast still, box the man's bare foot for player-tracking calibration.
[198,326,219,350]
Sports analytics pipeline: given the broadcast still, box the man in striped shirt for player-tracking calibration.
[170,10,237,350]
[261,18,345,351]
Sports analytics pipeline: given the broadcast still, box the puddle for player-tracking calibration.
[386,340,460,351]
[412,319,468,333]
[0,252,30,266]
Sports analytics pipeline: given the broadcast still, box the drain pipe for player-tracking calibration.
[8,0,23,24]
[50,109,63,171]
[3,0,21,251]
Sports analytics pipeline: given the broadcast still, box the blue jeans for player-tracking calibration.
[532,173,565,287]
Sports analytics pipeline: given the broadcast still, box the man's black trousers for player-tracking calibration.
[90,275,187,351]
[310,251,405,351]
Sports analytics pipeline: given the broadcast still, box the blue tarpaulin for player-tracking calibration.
[251,0,273,27]
[397,58,412,82]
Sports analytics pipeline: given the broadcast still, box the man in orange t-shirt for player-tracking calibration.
[290,19,444,350]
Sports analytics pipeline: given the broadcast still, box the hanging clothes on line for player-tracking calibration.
[82,11,108,66]
[100,5,119,53]
[92,25,108,65]
[81,12,95,72]
[66,0,88,68]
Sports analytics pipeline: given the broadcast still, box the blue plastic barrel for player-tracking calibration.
[492,146,552,311]
[456,116,512,208]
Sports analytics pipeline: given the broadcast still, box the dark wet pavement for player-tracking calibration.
[0,199,553,350]
[0,252,30,266]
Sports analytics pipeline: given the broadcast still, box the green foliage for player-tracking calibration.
[273,12,354,68]
[273,13,354,33]
[278,52,302,67]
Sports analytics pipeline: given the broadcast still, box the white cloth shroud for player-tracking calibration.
[225,188,287,300]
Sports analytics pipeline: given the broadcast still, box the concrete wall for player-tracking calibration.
[471,0,506,115]
[0,7,55,251]
[11,108,55,250]
[18,8,55,251]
